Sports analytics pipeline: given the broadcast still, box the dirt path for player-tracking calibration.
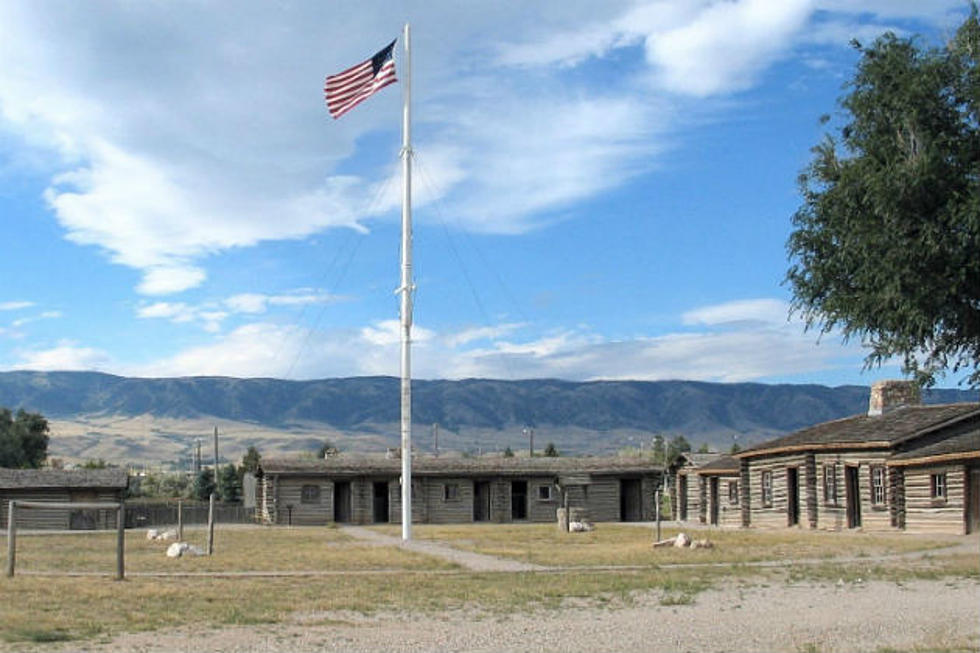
[67,579,980,653]
[340,525,546,572]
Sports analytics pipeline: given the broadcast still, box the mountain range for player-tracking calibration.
[0,371,975,467]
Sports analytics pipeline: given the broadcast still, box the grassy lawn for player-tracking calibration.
[0,525,974,647]
[7,526,454,574]
[370,523,962,567]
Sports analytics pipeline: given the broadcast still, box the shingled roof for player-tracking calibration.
[697,455,739,474]
[738,403,980,458]
[260,455,661,477]
[0,468,129,490]
[889,420,980,466]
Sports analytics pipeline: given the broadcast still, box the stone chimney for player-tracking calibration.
[868,380,921,416]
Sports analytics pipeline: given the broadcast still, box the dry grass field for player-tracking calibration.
[370,523,963,567]
[0,524,976,648]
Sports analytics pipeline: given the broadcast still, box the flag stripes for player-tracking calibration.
[325,40,397,119]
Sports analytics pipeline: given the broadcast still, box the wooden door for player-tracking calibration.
[787,468,800,527]
[967,468,980,535]
[619,479,642,522]
[511,481,527,520]
[709,477,719,525]
[372,482,389,523]
[473,482,490,522]
[679,475,688,520]
[845,466,861,528]
[333,482,352,523]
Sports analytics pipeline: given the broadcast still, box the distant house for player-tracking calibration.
[697,455,740,527]
[735,381,980,535]
[0,468,129,530]
[256,456,663,526]
[671,452,719,523]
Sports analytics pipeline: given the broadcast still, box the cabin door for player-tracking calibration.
[845,466,862,528]
[511,481,528,520]
[620,479,642,522]
[786,468,800,527]
[372,482,389,523]
[679,475,688,520]
[709,477,720,525]
[473,481,491,522]
[333,481,352,523]
[967,467,980,535]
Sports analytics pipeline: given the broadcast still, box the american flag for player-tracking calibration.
[324,40,398,119]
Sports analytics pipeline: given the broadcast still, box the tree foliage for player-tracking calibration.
[543,442,559,457]
[787,9,980,387]
[193,468,217,501]
[241,445,261,474]
[218,463,241,503]
[0,408,50,469]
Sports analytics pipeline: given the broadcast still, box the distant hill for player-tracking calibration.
[0,371,974,466]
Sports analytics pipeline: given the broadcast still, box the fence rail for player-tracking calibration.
[126,501,254,528]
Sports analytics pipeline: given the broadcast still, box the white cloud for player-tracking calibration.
[12,340,112,371]
[0,301,34,311]
[224,292,336,315]
[682,298,790,328]
[111,297,862,382]
[10,310,63,328]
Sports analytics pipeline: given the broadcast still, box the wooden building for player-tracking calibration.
[697,455,740,527]
[0,468,129,530]
[256,456,663,526]
[671,452,718,523]
[736,380,980,535]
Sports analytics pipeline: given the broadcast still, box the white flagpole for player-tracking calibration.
[399,22,414,541]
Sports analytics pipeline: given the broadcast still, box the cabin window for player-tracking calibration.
[823,464,838,505]
[728,481,739,506]
[537,485,553,501]
[930,473,947,501]
[761,471,773,507]
[443,483,459,501]
[870,466,886,505]
[301,485,320,504]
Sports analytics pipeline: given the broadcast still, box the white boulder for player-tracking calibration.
[673,532,691,548]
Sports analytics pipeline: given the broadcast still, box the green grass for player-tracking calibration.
[371,523,961,567]
[0,525,974,646]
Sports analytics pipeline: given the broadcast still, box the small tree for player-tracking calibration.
[241,445,261,474]
[193,468,217,502]
[730,441,742,454]
[697,443,711,454]
[543,442,559,457]
[503,446,514,458]
[218,463,241,503]
[0,408,50,469]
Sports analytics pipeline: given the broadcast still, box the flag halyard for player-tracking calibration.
[324,40,397,119]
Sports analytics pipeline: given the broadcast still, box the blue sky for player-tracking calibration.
[0,1,970,386]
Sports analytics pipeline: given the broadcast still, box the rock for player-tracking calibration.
[691,539,713,549]
[159,529,177,540]
[673,532,691,548]
[166,542,188,558]
[146,529,159,540]
[569,520,594,532]
[185,544,205,556]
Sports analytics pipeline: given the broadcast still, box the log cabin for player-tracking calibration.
[256,455,663,526]
[671,452,718,523]
[696,455,740,527]
[0,468,129,530]
[736,380,979,534]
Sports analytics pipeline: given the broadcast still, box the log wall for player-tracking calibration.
[903,465,967,535]
[675,470,701,522]
[1,490,122,530]
[745,453,807,529]
[812,451,892,532]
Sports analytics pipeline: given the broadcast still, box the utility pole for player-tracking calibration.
[195,439,202,473]
[213,425,219,471]
[433,423,439,457]
[523,427,534,457]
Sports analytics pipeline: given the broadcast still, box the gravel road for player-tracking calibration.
[64,578,979,653]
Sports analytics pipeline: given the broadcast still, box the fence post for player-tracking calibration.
[177,500,183,541]
[6,500,15,578]
[116,502,125,581]
[207,493,215,555]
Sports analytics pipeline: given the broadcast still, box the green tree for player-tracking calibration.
[241,445,261,474]
[787,9,980,387]
[543,442,559,457]
[503,446,514,458]
[697,443,711,454]
[80,459,108,469]
[667,435,691,463]
[0,408,50,469]
[193,468,217,501]
[730,441,742,454]
[218,463,241,503]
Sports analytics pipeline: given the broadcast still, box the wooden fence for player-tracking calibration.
[125,501,254,528]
